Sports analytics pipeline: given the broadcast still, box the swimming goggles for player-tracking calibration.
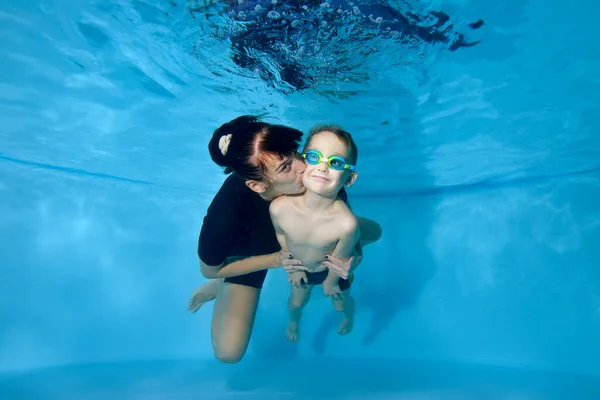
[301,150,356,171]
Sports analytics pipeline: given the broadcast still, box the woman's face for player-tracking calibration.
[264,152,306,197]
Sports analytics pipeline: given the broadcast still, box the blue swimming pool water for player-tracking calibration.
[1,0,600,399]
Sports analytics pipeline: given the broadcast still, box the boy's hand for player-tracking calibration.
[321,253,362,279]
[322,280,343,301]
[288,271,308,288]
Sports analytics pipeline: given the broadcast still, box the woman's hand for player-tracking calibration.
[321,253,362,280]
[276,249,308,273]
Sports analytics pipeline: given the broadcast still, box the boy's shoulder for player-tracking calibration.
[269,194,293,216]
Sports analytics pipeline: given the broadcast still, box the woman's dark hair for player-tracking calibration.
[303,124,358,165]
[208,115,303,181]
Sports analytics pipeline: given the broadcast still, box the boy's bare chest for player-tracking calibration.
[280,211,340,247]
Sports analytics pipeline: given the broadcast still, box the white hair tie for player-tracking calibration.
[218,134,232,156]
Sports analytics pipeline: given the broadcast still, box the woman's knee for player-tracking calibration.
[213,342,247,364]
[211,282,260,364]
[212,326,250,364]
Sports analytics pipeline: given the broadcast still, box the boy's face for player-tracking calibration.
[302,131,357,196]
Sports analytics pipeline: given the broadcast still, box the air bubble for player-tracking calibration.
[267,11,281,20]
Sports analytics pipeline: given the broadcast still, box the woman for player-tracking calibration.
[189,115,382,363]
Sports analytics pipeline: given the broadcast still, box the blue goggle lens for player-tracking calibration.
[302,151,354,171]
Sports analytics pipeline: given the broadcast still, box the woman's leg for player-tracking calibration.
[188,256,255,313]
[188,280,219,313]
[210,280,261,363]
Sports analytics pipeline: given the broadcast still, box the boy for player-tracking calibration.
[269,125,360,342]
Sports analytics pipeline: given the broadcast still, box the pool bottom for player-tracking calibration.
[1,358,598,399]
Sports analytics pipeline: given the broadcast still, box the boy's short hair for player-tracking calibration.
[303,124,358,165]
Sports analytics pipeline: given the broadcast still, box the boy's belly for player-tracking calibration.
[287,243,335,272]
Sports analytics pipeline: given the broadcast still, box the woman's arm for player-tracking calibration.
[201,249,304,279]
[200,252,281,279]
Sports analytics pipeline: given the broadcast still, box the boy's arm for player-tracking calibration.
[342,199,379,256]
[330,216,360,262]
[270,198,304,269]
[269,197,290,253]
[269,198,307,279]
[323,214,360,286]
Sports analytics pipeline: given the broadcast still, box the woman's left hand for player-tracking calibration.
[321,253,363,279]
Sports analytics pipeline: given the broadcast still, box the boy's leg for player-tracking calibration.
[286,283,314,342]
[332,284,355,336]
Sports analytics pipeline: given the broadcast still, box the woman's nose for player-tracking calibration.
[295,161,306,174]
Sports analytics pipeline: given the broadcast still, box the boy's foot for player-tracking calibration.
[187,279,220,313]
[285,321,300,343]
[338,317,353,335]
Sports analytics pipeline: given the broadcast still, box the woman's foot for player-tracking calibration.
[285,321,300,343]
[338,317,353,335]
[187,279,220,313]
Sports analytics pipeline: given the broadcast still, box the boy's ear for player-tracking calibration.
[345,172,358,187]
[245,179,268,193]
